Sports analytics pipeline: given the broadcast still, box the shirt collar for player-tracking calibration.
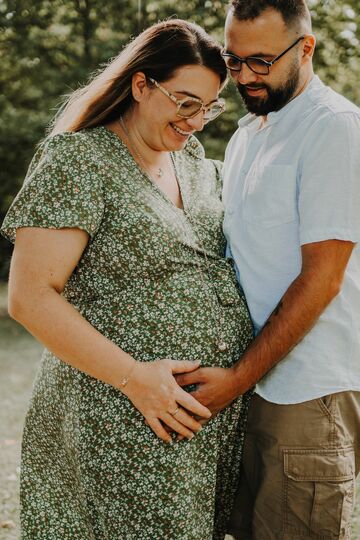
[238,75,323,128]
[238,112,258,128]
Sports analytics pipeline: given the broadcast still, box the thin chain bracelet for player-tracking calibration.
[119,361,137,391]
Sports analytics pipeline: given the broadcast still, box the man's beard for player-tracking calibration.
[237,60,300,116]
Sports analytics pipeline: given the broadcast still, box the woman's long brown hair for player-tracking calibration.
[50,19,227,136]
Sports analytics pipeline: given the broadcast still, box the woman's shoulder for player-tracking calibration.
[0,129,106,243]
[42,128,103,161]
[21,128,106,195]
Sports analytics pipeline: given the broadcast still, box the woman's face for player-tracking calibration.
[134,64,222,152]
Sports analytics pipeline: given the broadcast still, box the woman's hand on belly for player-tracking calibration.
[122,359,212,443]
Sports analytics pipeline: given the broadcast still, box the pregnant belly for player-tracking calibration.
[76,279,253,368]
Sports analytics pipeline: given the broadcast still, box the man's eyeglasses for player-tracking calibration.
[148,78,226,122]
[221,36,305,75]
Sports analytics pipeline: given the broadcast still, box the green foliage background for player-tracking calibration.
[0,0,359,279]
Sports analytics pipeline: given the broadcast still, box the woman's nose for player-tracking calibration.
[185,110,206,132]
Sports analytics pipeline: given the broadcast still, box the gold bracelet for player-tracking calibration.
[119,361,137,390]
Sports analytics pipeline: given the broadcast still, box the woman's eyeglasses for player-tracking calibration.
[148,78,225,122]
[221,36,305,75]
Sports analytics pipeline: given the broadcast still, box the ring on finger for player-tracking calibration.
[168,407,180,417]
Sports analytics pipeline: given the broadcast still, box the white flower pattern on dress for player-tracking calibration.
[1,126,253,540]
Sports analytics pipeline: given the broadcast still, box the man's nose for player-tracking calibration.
[233,62,259,86]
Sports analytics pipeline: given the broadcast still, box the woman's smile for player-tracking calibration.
[169,122,194,139]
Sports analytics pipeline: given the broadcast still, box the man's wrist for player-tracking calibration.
[227,364,249,398]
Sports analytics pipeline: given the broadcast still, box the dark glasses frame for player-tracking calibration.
[221,36,305,75]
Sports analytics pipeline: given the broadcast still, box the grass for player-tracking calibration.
[0,282,359,539]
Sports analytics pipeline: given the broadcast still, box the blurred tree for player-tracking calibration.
[0,0,359,279]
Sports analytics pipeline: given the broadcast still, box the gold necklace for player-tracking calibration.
[119,116,229,353]
[119,117,166,180]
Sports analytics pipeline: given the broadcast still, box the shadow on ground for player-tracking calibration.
[0,284,360,539]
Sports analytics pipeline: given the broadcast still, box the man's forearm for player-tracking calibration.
[175,240,354,413]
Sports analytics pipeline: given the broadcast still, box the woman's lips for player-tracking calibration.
[170,123,192,139]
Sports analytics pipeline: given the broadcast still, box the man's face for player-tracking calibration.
[224,8,302,116]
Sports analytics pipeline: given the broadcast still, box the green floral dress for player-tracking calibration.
[1,126,253,540]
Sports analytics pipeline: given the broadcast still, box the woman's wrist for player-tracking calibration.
[118,358,138,392]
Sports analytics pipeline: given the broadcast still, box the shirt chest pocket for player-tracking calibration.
[244,165,297,227]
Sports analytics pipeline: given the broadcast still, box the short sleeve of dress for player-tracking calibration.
[1,131,105,243]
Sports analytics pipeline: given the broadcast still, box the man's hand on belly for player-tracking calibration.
[179,239,355,418]
[176,366,239,418]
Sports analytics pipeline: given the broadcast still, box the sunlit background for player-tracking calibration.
[0,0,359,279]
[0,2,359,536]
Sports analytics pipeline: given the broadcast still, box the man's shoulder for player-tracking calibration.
[307,79,360,121]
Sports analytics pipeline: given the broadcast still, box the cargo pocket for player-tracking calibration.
[283,447,355,539]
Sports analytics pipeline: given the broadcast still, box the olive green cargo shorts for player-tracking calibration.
[228,391,360,540]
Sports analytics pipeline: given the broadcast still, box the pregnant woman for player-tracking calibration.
[1,19,253,540]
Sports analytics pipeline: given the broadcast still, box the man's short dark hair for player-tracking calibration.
[230,0,311,32]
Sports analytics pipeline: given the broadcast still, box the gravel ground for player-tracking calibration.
[0,283,360,539]
[0,288,41,540]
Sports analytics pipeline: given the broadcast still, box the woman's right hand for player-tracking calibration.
[121,358,212,443]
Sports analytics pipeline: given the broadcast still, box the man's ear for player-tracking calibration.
[301,33,316,62]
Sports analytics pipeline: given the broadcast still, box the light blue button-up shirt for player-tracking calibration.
[223,76,360,404]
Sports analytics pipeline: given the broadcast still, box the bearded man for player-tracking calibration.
[177,1,360,538]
